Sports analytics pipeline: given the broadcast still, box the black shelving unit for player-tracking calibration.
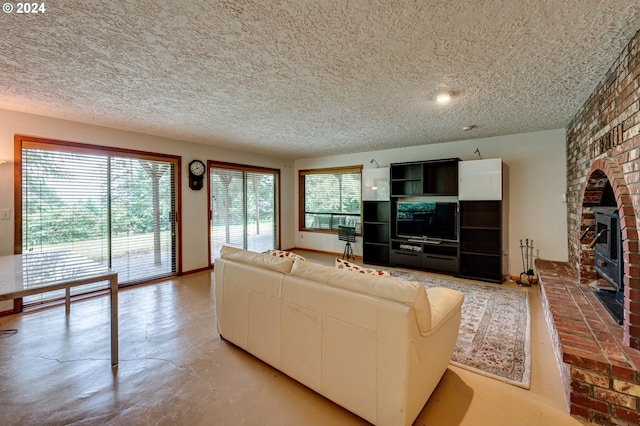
[390,159,459,196]
[390,239,458,274]
[362,201,390,266]
[458,201,502,283]
[387,158,460,274]
[390,163,423,196]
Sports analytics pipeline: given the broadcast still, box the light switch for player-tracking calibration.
[0,209,11,220]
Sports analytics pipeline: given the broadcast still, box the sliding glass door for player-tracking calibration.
[19,138,179,305]
[209,163,279,262]
[108,156,177,282]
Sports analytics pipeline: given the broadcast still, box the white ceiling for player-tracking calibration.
[1,1,640,159]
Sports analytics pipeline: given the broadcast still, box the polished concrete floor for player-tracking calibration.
[0,251,587,425]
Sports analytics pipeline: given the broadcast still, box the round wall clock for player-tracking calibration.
[188,159,206,190]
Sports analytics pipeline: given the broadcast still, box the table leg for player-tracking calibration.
[65,288,70,314]
[110,275,118,367]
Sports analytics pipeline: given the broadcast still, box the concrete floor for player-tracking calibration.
[0,251,587,425]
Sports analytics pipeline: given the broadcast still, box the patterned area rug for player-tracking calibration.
[389,268,531,389]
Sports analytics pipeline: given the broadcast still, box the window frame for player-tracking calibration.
[14,134,182,273]
[298,165,363,235]
[207,160,281,265]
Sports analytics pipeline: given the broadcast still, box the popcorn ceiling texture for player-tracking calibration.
[1,1,639,159]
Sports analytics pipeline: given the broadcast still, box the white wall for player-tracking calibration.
[294,129,568,276]
[0,108,567,286]
[0,109,295,272]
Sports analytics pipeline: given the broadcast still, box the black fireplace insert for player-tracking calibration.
[592,207,624,324]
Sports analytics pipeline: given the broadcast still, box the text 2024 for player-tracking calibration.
[17,3,46,13]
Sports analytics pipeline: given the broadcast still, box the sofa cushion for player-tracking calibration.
[219,245,294,274]
[291,260,431,332]
[267,249,306,262]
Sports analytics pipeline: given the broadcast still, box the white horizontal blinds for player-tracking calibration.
[209,165,279,263]
[245,171,276,253]
[109,157,176,283]
[302,167,362,232]
[22,148,109,257]
[22,148,110,303]
[21,143,177,306]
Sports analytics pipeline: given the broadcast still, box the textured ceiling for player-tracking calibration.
[1,1,640,159]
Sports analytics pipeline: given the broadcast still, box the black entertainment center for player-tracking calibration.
[388,158,461,276]
[362,158,503,283]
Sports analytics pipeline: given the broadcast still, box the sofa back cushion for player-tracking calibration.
[219,245,294,274]
[290,260,431,332]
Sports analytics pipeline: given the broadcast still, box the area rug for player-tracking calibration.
[388,268,531,389]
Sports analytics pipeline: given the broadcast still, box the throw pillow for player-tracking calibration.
[335,258,391,277]
[267,249,306,262]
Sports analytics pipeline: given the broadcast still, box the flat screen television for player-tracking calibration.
[396,201,458,241]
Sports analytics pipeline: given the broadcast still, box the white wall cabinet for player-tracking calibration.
[458,158,504,282]
[458,158,502,200]
[362,167,390,201]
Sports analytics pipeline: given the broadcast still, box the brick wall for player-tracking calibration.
[566,27,640,350]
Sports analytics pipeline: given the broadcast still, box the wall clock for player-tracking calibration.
[188,159,206,190]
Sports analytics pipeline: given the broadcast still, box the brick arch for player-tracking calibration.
[579,157,640,349]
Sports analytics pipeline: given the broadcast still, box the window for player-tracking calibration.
[209,162,279,262]
[17,136,179,306]
[299,166,362,233]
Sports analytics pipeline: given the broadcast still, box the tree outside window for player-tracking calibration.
[299,166,362,233]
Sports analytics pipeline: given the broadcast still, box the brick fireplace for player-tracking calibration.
[566,23,640,349]
[539,28,640,425]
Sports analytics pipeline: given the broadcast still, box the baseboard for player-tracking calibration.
[0,298,22,317]
[181,265,214,275]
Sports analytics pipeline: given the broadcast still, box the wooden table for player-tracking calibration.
[0,251,119,366]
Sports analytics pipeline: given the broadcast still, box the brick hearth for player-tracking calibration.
[537,259,640,425]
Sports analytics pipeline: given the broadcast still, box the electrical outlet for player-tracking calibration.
[0,209,11,220]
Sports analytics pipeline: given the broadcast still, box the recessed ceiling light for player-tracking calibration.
[436,92,454,104]
[463,125,477,131]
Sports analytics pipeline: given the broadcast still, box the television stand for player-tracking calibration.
[390,239,458,274]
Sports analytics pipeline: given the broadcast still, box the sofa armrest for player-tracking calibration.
[424,287,464,334]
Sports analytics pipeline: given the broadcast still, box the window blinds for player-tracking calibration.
[300,167,362,232]
[20,142,178,305]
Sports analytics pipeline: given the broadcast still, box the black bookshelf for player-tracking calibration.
[458,200,502,283]
[362,201,390,266]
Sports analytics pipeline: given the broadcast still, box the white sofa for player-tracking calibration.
[214,246,464,426]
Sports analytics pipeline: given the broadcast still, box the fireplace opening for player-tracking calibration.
[591,206,624,324]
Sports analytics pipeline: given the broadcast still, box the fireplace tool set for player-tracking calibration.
[518,239,535,286]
